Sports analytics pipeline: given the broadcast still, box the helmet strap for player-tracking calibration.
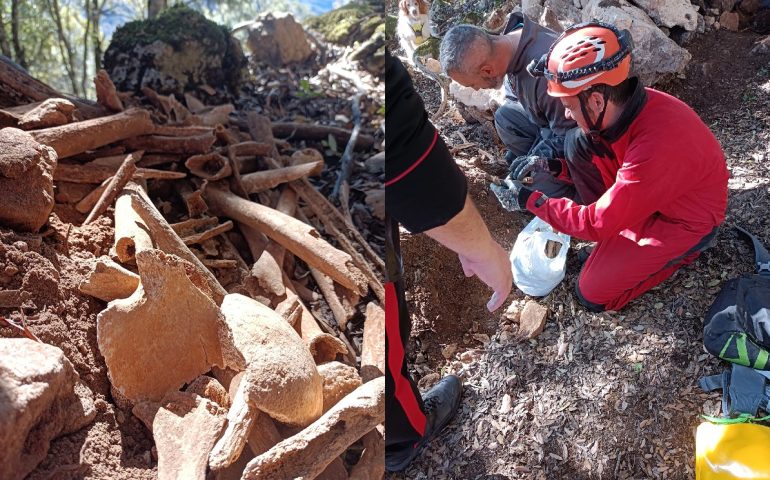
[579,92,608,141]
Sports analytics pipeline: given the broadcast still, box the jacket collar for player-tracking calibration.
[597,77,647,143]
[503,13,548,75]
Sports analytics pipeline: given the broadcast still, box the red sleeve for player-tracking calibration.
[526,140,685,241]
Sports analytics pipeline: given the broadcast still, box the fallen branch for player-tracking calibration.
[204,184,368,296]
[241,377,385,480]
[180,220,233,246]
[30,108,155,159]
[240,161,322,194]
[328,64,365,200]
[122,133,216,154]
[0,311,42,342]
[83,151,143,225]
[54,163,186,184]
[271,122,374,151]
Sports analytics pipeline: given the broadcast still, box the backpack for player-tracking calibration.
[703,226,770,370]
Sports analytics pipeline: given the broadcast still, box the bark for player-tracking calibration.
[271,122,374,151]
[91,0,102,71]
[83,151,142,225]
[10,0,25,69]
[46,0,80,95]
[0,1,12,57]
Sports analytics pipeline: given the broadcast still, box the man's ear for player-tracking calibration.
[589,91,606,112]
[479,64,494,76]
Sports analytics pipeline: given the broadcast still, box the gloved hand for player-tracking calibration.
[490,176,529,212]
[509,155,548,181]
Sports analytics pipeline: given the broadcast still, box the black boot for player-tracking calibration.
[385,375,463,472]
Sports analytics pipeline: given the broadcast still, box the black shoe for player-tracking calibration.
[385,375,463,472]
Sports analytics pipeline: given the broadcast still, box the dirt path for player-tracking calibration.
[389,29,770,479]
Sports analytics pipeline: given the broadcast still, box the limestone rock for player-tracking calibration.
[154,391,227,480]
[583,0,692,86]
[304,1,383,46]
[449,81,505,111]
[518,300,549,339]
[543,0,582,30]
[634,0,699,30]
[247,13,314,66]
[103,5,246,99]
[0,127,56,231]
[0,338,96,480]
[719,11,740,31]
[318,361,363,412]
[96,249,226,403]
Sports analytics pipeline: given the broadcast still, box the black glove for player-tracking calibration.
[490,176,532,212]
[509,155,564,181]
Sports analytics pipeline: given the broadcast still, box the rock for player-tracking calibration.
[185,375,231,409]
[103,5,246,99]
[712,0,738,12]
[499,393,513,414]
[365,189,384,221]
[522,0,545,24]
[633,0,699,30]
[18,98,75,129]
[738,0,763,14]
[485,3,516,30]
[0,128,56,231]
[349,28,385,75]
[154,391,227,480]
[705,15,716,28]
[543,0,583,30]
[0,338,96,480]
[719,11,740,30]
[442,343,458,360]
[246,13,314,66]
[364,151,384,174]
[750,35,770,54]
[317,361,363,412]
[582,0,692,86]
[518,300,549,339]
[417,372,441,390]
[96,249,226,403]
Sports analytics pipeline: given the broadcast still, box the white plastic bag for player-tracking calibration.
[510,217,570,296]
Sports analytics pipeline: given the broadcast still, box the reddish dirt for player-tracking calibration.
[0,209,156,480]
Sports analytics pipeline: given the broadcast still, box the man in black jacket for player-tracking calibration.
[440,13,581,201]
[385,50,512,472]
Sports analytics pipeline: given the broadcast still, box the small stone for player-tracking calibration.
[3,265,18,277]
[12,241,28,253]
[247,12,314,65]
[417,372,441,390]
[460,350,480,363]
[719,11,739,31]
[472,333,491,346]
[415,352,426,364]
[441,343,458,359]
[518,301,549,339]
[364,152,385,174]
[499,394,512,414]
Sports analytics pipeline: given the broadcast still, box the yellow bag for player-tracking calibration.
[696,422,770,479]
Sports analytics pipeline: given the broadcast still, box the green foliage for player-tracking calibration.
[304,1,381,45]
[110,4,227,54]
[296,78,322,99]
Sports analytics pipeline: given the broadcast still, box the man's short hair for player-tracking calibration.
[439,24,492,75]
[579,77,635,105]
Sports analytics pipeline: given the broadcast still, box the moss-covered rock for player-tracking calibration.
[304,0,383,45]
[103,5,246,99]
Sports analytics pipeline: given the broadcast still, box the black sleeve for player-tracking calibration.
[384,51,467,234]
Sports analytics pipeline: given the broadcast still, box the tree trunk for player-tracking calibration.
[147,0,166,19]
[10,0,26,69]
[0,1,13,58]
[91,0,102,71]
[81,0,91,95]
[47,0,80,95]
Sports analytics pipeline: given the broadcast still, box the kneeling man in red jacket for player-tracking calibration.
[492,21,729,312]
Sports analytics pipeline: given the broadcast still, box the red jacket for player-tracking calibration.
[527,88,729,244]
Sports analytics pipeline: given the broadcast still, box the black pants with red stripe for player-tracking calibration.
[385,214,427,455]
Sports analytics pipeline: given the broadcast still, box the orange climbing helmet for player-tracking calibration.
[527,21,634,97]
